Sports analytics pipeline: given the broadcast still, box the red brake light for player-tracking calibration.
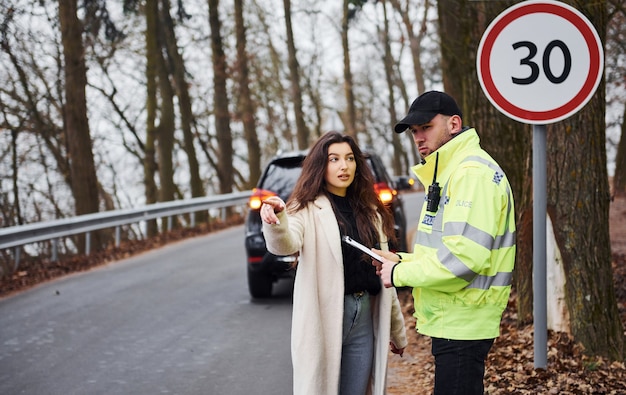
[248,188,278,210]
[374,182,396,205]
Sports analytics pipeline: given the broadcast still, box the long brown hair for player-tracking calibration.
[287,131,396,248]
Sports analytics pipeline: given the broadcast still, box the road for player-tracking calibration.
[0,191,423,395]
[0,226,293,395]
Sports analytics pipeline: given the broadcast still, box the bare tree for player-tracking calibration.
[607,0,626,196]
[250,0,295,152]
[235,0,262,188]
[379,0,403,175]
[1,5,78,230]
[388,0,430,95]
[545,0,623,361]
[388,0,433,171]
[615,107,626,195]
[155,28,177,207]
[208,0,234,195]
[160,0,206,205]
[144,0,160,236]
[59,0,102,250]
[341,0,358,139]
[283,0,310,150]
[0,10,27,228]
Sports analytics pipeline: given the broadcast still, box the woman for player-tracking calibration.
[260,131,407,395]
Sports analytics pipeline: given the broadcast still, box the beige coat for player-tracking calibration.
[263,195,408,395]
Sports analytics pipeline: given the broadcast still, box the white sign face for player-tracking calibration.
[477,0,603,124]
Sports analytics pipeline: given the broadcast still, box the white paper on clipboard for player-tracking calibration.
[341,235,384,262]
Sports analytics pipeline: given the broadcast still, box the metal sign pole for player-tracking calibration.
[533,124,547,369]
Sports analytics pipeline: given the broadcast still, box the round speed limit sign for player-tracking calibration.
[477,0,603,124]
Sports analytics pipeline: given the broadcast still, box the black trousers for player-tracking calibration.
[431,337,494,395]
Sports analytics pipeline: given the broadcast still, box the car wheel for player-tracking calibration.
[247,266,273,298]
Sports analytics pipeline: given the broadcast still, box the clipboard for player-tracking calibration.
[341,235,384,262]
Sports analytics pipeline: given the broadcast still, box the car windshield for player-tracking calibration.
[259,153,390,201]
[262,159,304,200]
[365,158,382,183]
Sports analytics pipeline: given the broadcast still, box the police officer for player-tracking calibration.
[373,91,516,395]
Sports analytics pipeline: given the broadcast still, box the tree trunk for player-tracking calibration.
[546,0,623,360]
[144,0,159,237]
[437,0,468,101]
[341,0,357,140]
[613,103,626,196]
[389,0,431,171]
[58,0,102,251]
[235,0,262,189]
[209,0,234,195]
[160,0,206,209]
[11,129,23,225]
[438,0,534,323]
[252,8,295,150]
[607,0,626,196]
[388,0,429,95]
[156,32,176,208]
[380,0,404,175]
[283,0,310,150]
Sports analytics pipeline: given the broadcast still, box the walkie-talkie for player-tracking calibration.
[426,152,441,212]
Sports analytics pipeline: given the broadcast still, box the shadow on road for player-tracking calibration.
[250,278,294,305]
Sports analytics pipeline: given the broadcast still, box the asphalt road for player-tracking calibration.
[0,191,423,395]
[0,226,293,395]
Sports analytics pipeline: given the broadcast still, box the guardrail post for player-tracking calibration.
[13,247,20,271]
[191,212,196,227]
[86,232,91,255]
[52,239,58,262]
[167,216,173,231]
[115,226,121,247]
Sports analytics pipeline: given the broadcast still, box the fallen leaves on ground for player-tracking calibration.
[388,272,626,395]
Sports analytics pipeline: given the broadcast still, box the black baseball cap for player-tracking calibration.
[394,91,462,133]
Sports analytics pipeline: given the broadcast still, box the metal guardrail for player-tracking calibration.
[0,191,252,267]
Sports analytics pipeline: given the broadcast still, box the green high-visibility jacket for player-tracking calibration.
[394,128,516,340]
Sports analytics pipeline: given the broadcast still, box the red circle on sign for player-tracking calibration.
[478,1,603,123]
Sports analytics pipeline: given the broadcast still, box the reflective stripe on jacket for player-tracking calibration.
[394,128,516,340]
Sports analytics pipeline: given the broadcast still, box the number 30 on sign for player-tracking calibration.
[477,0,603,124]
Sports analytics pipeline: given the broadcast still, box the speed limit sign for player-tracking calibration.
[477,0,603,124]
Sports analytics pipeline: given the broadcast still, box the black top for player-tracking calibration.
[329,193,382,296]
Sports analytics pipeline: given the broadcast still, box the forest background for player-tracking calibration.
[1,0,625,361]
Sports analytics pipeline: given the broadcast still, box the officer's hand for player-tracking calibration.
[371,249,400,288]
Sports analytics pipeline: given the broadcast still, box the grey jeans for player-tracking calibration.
[339,291,374,395]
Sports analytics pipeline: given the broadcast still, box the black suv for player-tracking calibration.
[244,150,408,298]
